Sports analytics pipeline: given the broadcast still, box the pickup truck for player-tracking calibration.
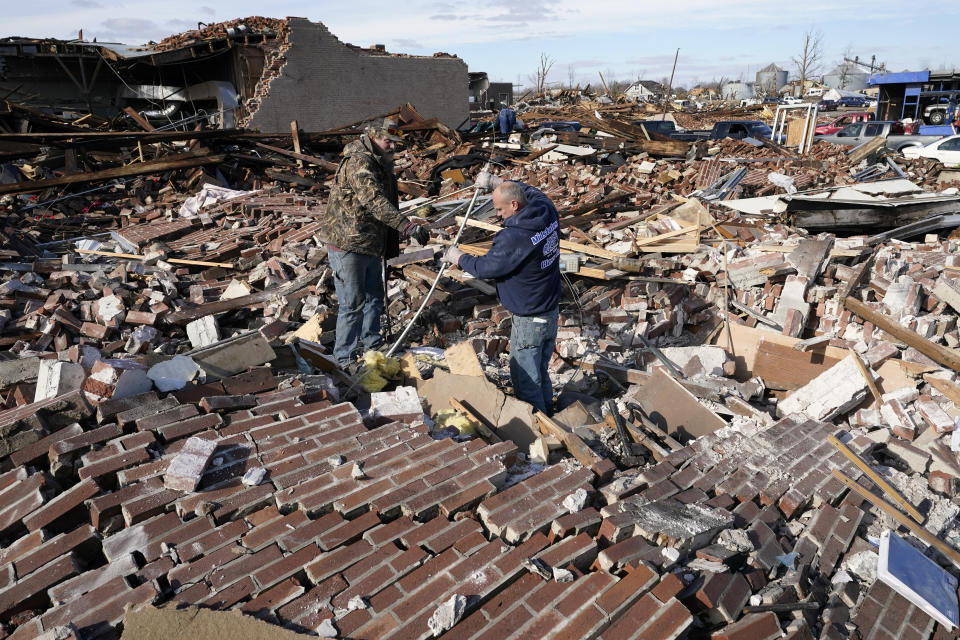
[814,112,874,136]
[815,120,944,152]
[671,120,773,142]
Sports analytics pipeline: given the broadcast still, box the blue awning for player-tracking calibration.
[868,70,930,85]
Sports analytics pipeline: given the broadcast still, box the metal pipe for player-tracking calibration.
[385,172,488,357]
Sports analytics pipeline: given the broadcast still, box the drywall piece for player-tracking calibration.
[186,315,221,349]
[34,361,86,402]
[777,355,868,421]
[878,530,958,630]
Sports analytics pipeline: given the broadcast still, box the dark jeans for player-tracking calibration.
[327,248,384,365]
[509,309,558,415]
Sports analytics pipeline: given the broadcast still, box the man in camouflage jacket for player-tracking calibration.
[321,119,429,366]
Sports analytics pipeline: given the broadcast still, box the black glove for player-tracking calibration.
[405,223,430,246]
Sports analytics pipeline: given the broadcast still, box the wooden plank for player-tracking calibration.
[753,245,865,258]
[751,339,842,390]
[444,268,496,295]
[719,322,849,382]
[75,249,234,269]
[455,216,622,260]
[830,468,960,569]
[842,296,960,374]
[924,375,960,406]
[124,106,155,132]
[535,411,612,481]
[290,120,303,167]
[827,435,922,522]
[254,142,338,172]
[633,225,698,248]
[849,349,883,405]
[164,268,323,325]
[0,153,225,195]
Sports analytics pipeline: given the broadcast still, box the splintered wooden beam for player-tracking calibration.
[164,268,323,325]
[0,153,225,195]
[842,296,960,373]
[75,249,233,269]
[455,216,622,260]
[255,142,339,172]
[847,349,883,405]
[830,468,960,568]
[827,435,922,522]
[535,411,613,481]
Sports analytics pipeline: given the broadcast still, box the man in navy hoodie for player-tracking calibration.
[445,176,561,415]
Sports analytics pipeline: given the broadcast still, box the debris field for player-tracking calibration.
[3,19,960,640]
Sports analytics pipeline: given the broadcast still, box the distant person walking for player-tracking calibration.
[496,104,516,142]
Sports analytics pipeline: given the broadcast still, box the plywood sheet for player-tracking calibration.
[628,368,725,439]
[752,339,842,390]
[719,322,848,382]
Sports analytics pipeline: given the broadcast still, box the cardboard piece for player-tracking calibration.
[444,342,485,377]
[416,370,538,448]
[123,603,312,638]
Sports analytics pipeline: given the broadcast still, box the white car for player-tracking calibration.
[901,134,960,167]
[782,96,804,105]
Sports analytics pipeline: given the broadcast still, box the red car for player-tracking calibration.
[815,112,874,136]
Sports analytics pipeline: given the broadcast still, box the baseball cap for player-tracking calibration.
[366,117,404,143]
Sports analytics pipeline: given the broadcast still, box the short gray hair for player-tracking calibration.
[496,181,527,208]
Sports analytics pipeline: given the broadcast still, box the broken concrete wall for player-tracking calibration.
[247,18,469,131]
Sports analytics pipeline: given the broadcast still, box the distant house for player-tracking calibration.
[625,80,665,101]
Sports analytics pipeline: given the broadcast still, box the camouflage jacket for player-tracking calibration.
[321,135,409,257]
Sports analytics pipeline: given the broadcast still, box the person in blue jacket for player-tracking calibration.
[496,104,516,142]
[445,174,561,415]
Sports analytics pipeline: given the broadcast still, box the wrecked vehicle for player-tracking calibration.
[815,120,945,152]
[671,119,773,142]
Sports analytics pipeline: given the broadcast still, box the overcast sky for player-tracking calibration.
[4,1,959,89]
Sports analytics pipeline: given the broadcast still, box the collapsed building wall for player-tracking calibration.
[246,17,468,131]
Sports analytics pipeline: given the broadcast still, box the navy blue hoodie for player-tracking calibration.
[458,182,561,316]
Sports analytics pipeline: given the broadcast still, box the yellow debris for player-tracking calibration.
[358,350,403,392]
[434,409,478,436]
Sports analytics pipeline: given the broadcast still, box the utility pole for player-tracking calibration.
[662,48,680,119]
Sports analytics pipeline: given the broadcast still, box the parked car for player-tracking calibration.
[815,120,945,152]
[838,96,869,108]
[901,134,960,166]
[782,96,804,105]
[814,112,874,136]
[761,96,782,105]
[818,99,839,111]
[671,120,773,142]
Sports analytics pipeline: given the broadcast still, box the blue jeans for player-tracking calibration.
[509,309,558,415]
[327,249,384,365]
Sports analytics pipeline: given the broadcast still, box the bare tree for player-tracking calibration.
[528,53,556,94]
[567,64,577,89]
[835,45,855,90]
[793,28,824,95]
